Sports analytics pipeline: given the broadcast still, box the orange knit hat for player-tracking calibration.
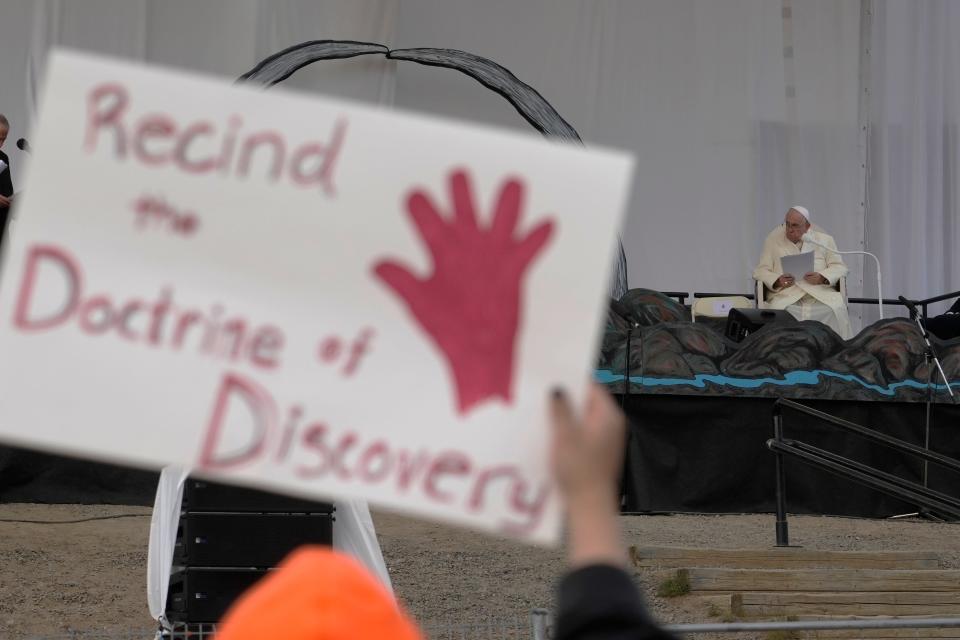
[216,546,423,640]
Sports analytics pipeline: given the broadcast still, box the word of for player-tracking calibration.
[316,328,375,377]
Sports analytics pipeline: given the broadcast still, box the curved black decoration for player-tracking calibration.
[238,40,388,86]
[238,40,581,142]
[238,39,627,297]
[386,48,581,143]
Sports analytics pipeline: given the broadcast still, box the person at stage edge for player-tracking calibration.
[0,114,14,244]
[753,206,852,339]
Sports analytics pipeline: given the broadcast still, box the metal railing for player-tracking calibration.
[684,288,960,320]
[531,609,960,638]
[661,290,689,305]
[846,289,960,321]
[768,398,960,546]
[24,612,960,639]
[916,289,960,320]
[651,289,960,321]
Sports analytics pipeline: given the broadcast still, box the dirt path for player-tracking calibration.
[0,504,957,638]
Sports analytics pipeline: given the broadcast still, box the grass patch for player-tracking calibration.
[707,603,737,623]
[656,569,690,598]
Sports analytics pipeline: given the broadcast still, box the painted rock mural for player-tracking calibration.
[598,289,960,402]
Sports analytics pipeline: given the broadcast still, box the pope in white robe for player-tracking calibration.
[753,206,853,339]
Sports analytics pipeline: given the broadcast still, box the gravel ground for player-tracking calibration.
[0,504,957,639]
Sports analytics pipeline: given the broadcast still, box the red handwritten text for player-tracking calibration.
[316,328,376,377]
[197,371,551,535]
[133,194,199,236]
[13,244,285,370]
[84,83,346,196]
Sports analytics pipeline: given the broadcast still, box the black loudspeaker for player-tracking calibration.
[166,568,269,623]
[725,308,797,342]
[926,313,960,340]
[167,478,337,625]
[183,479,333,513]
[174,512,334,567]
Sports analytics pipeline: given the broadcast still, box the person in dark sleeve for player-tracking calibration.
[0,114,15,245]
[550,385,678,640]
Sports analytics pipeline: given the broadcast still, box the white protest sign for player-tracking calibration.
[0,50,633,544]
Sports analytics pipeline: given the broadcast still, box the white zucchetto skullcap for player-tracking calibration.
[790,206,810,221]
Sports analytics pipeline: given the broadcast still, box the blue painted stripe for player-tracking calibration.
[594,369,957,396]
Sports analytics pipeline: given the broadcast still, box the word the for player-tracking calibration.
[198,372,550,535]
[13,244,284,370]
[85,83,346,196]
[133,194,199,235]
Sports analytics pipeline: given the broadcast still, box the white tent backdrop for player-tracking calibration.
[866,0,960,321]
[0,0,957,329]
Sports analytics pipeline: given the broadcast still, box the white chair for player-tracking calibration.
[691,296,754,322]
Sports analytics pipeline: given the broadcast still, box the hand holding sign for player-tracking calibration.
[374,170,554,415]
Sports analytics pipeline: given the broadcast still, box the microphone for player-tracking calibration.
[800,231,884,320]
[898,295,919,319]
[16,138,30,153]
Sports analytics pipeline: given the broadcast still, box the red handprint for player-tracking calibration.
[374,169,555,415]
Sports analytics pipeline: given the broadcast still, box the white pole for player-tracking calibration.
[833,249,883,319]
[802,235,884,319]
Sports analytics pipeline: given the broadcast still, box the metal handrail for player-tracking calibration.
[769,399,960,545]
[663,289,960,318]
[752,286,959,320]
[784,439,960,511]
[769,439,960,519]
[918,289,960,320]
[919,289,960,306]
[775,398,960,474]
[848,296,910,306]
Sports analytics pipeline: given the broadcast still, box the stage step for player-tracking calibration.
[639,548,960,631]
[791,615,960,638]
[802,629,960,640]
[731,591,960,617]
[809,630,960,638]
[630,546,940,570]
[687,568,960,593]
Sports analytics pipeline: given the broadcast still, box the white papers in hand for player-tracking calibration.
[780,251,814,279]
